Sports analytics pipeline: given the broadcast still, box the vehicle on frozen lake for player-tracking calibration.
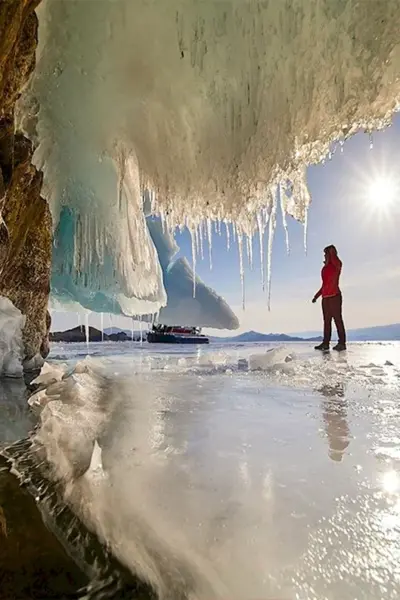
[147,325,209,344]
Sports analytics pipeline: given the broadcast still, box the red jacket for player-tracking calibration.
[315,253,342,299]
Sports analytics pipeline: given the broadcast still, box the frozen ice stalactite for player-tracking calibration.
[237,234,245,311]
[101,313,104,342]
[207,219,213,271]
[246,235,253,271]
[190,228,197,298]
[256,212,266,292]
[279,184,290,256]
[225,222,231,252]
[20,1,166,318]
[267,191,277,311]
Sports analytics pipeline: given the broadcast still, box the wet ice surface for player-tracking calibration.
[28,343,400,597]
[0,379,34,443]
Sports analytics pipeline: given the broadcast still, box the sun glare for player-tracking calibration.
[367,176,397,210]
[382,470,399,495]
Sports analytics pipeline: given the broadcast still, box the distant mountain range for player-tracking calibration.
[210,330,321,343]
[50,323,400,343]
[213,323,400,343]
[50,326,144,343]
[345,323,400,341]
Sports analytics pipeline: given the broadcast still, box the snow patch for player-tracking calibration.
[0,297,25,378]
[249,347,295,372]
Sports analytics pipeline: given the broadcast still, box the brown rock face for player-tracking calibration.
[0,0,51,366]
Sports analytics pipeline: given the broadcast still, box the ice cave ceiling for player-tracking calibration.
[18,0,400,324]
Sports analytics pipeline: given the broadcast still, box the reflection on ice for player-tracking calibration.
[0,379,33,443]
[318,384,351,463]
[2,341,400,599]
[382,470,400,495]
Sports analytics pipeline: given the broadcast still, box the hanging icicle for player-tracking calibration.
[256,211,266,291]
[207,218,213,270]
[246,234,253,270]
[199,222,204,260]
[267,190,277,311]
[238,233,245,311]
[100,312,104,342]
[279,183,290,255]
[190,227,197,297]
[225,221,231,251]
[303,206,308,256]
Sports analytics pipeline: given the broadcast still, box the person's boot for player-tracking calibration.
[333,343,346,352]
[315,343,329,351]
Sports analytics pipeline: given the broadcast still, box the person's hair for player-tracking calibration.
[324,244,337,255]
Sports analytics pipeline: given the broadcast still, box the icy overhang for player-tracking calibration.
[18,0,400,315]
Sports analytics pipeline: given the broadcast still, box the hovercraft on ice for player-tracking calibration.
[147,325,209,344]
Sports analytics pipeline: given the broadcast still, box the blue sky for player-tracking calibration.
[52,115,400,335]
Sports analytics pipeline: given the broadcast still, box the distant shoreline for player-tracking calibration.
[50,323,400,344]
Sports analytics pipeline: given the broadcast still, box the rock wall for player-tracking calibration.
[0,0,51,367]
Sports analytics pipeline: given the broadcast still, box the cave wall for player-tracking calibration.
[0,0,51,366]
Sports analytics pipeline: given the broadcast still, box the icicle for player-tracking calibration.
[139,316,143,345]
[369,131,373,149]
[207,218,213,270]
[109,313,113,335]
[303,206,308,256]
[198,223,204,260]
[232,222,237,243]
[100,312,104,342]
[279,183,290,255]
[256,212,265,291]
[340,139,344,153]
[84,313,89,351]
[225,221,230,250]
[246,234,253,270]
[131,316,134,341]
[190,228,197,297]
[195,224,200,258]
[267,192,277,311]
[238,233,245,310]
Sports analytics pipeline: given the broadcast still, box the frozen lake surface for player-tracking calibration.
[2,341,400,599]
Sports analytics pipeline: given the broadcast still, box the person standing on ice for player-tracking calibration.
[312,245,346,352]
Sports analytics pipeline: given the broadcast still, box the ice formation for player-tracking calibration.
[0,297,25,378]
[18,0,400,314]
[147,217,239,330]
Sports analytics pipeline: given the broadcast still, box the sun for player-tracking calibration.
[367,175,397,210]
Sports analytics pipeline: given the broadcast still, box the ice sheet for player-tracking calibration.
[15,341,400,599]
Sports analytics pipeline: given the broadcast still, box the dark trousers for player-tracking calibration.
[322,294,346,345]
